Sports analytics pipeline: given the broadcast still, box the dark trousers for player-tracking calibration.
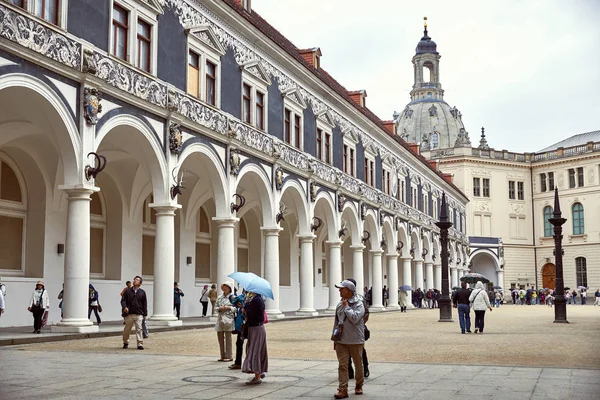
[88,306,101,324]
[348,348,369,376]
[474,310,486,332]
[234,333,244,366]
[174,302,181,319]
[201,301,208,317]
[32,308,44,330]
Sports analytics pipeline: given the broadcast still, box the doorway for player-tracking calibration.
[542,263,556,289]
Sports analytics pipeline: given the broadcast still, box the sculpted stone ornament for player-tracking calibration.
[169,123,182,155]
[230,148,241,176]
[275,167,284,191]
[337,193,346,212]
[454,128,472,148]
[83,88,102,125]
[403,106,413,119]
[309,181,317,203]
[82,48,97,74]
[429,105,438,117]
[360,203,366,221]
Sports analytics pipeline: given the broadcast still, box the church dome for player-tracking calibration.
[416,30,438,55]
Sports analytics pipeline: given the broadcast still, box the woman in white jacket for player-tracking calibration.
[469,281,492,334]
[28,281,50,333]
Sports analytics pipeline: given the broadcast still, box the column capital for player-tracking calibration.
[387,253,399,260]
[369,249,384,256]
[261,226,283,235]
[213,217,239,228]
[400,256,412,262]
[325,240,343,248]
[59,184,99,198]
[297,234,316,243]
[350,244,365,252]
[424,261,434,266]
[413,258,424,263]
[149,203,181,216]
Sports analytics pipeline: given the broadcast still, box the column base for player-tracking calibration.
[385,305,400,310]
[323,307,337,314]
[147,315,182,327]
[369,306,386,313]
[266,310,285,319]
[52,321,99,334]
[295,309,319,317]
[209,316,218,323]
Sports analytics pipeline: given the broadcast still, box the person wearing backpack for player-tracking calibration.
[28,281,49,333]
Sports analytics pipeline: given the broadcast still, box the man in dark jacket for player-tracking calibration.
[121,276,148,350]
[453,281,472,334]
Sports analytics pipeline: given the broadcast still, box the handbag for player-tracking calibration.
[98,303,103,313]
[330,313,345,342]
[142,319,149,338]
[241,323,248,339]
[364,325,370,341]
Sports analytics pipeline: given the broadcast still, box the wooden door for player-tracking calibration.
[542,263,556,289]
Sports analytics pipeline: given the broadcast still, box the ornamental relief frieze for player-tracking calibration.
[0,4,81,69]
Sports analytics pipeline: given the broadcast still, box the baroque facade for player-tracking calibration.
[394,21,600,292]
[0,0,468,328]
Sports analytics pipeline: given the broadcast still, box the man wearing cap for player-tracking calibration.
[346,278,370,380]
[333,279,366,399]
[121,276,147,350]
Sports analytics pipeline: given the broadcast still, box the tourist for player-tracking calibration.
[121,276,147,350]
[566,290,572,304]
[242,291,268,385]
[57,283,64,318]
[0,286,5,320]
[346,278,370,380]
[173,282,185,320]
[511,290,517,305]
[495,291,502,307]
[399,289,409,313]
[208,284,218,316]
[228,293,245,370]
[382,285,389,307]
[546,292,554,307]
[580,289,587,305]
[572,289,577,304]
[88,284,101,325]
[453,281,472,334]
[332,280,366,399]
[215,282,235,362]
[594,289,600,306]
[27,281,49,334]
[469,281,492,334]
[200,284,209,317]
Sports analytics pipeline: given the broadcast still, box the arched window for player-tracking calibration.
[90,192,106,277]
[321,241,327,286]
[142,194,156,277]
[572,203,584,235]
[195,206,211,280]
[430,132,439,149]
[575,257,587,288]
[0,159,26,272]
[237,217,249,273]
[543,206,553,237]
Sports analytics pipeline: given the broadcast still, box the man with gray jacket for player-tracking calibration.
[332,280,365,399]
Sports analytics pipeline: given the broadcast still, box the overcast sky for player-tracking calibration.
[251,0,600,153]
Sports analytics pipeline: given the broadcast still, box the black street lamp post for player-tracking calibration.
[548,188,568,323]
[436,192,453,322]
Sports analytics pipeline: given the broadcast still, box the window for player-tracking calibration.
[142,194,156,277]
[364,155,375,187]
[572,203,584,235]
[508,181,515,200]
[517,182,524,200]
[195,207,212,280]
[255,91,265,130]
[568,169,576,188]
[7,0,25,8]
[317,128,322,160]
[540,173,547,192]
[205,60,216,106]
[382,168,391,195]
[284,109,291,144]
[401,181,405,203]
[294,115,301,149]
[136,18,151,72]
[186,26,224,106]
[473,178,480,197]
[316,127,331,164]
[112,4,128,61]
[575,257,587,288]
[282,91,305,149]
[577,167,584,187]
[430,132,439,149]
[543,206,553,237]
[0,160,26,273]
[242,83,251,123]
[509,215,526,239]
[482,178,490,197]
[548,172,555,190]
[343,143,356,176]
[35,0,59,25]
[90,192,106,277]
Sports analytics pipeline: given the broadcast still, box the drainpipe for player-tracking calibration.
[530,163,538,290]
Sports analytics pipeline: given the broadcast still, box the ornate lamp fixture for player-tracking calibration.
[275,201,288,224]
[338,219,348,238]
[396,240,404,253]
[422,248,429,258]
[380,233,387,250]
[170,168,186,199]
[311,216,323,233]
[85,152,107,181]
[361,230,370,245]
[230,193,246,214]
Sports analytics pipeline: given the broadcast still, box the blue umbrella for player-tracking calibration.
[228,272,274,300]
[399,284,413,291]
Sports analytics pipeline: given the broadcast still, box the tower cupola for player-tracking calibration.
[416,17,438,55]
[410,17,444,102]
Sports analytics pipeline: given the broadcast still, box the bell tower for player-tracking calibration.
[410,17,444,101]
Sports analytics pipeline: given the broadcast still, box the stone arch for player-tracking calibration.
[314,191,337,240]
[410,229,422,258]
[0,73,80,184]
[396,223,410,258]
[363,210,380,249]
[341,201,361,246]
[280,179,310,236]
[382,219,396,256]
[235,163,275,226]
[422,233,432,262]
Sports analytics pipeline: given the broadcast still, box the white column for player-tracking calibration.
[401,257,413,308]
[53,186,98,333]
[434,263,442,290]
[451,267,458,288]
[297,234,318,316]
[350,245,365,296]
[262,227,284,318]
[214,218,237,290]
[497,270,505,289]
[387,253,400,310]
[326,240,343,312]
[370,250,385,311]
[148,205,181,326]
[425,261,434,290]
[414,259,424,291]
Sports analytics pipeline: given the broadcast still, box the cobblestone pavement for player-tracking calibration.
[1,305,599,399]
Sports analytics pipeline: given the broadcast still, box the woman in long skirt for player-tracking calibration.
[242,292,268,385]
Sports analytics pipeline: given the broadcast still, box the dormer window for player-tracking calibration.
[186,25,225,107]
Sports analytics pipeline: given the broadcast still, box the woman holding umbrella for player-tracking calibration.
[242,291,268,385]
[469,281,492,333]
[398,285,411,313]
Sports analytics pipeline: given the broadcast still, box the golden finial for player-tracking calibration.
[424,16,428,28]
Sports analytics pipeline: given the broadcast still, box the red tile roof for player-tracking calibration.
[221,0,467,201]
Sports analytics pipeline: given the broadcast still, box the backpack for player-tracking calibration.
[0,283,5,297]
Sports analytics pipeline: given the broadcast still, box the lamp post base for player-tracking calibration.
[438,298,453,322]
